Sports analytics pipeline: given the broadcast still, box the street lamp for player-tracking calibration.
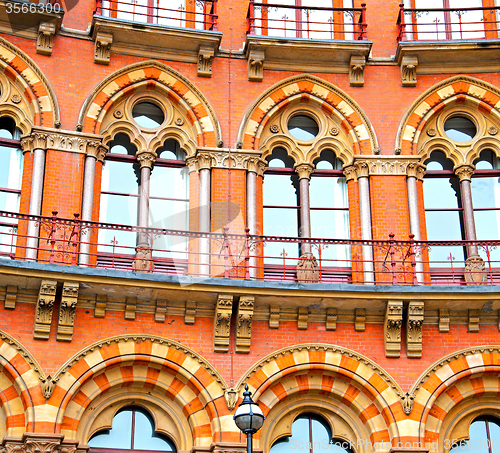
[234,384,265,453]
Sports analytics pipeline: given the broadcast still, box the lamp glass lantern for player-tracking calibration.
[234,384,265,452]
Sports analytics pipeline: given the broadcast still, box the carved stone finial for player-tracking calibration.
[349,55,366,87]
[384,301,403,358]
[236,296,254,354]
[296,253,319,283]
[94,32,113,65]
[57,282,79,342]
[401,55,418,87]
[465,255,487,285]
[37,21,56,56]
[294,162,314,180]
[34,280,57,340]
[136,150,156,169]
[214,294,233,353]
[248,48,265,82]
[454,164,475,182]
[197,45,215,78]
[407,301,424,358]
[224,388,238,410]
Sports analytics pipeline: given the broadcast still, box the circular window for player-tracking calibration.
[288,115,319,141]
[132,102,164,129]
[444,116,477,142]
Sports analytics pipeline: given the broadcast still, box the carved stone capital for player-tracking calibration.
[401,55,418,87]
[349,55,365,87]
[246,156,267,177]
[406,162,426,180]
[235,296,254,354]
[407,301,424,358]
[34,280,57,340]
[186,156,199,173]
[136,151,156,169]
[94,32,113,65]
[197,45,215,78]
[248,48,265,82]
[354,160,370,178]
[294,162,314,180]
[20,135,34,153]
[455,164,475,182]
[57,282,79,342]
[32,132,49,150]
[384,301,403,358]
[86,141,108,162]
[214,294,233,353]
[197,151,212,170]
[37,21,56,56]
[342,164,357,182]
[269,305,280,329]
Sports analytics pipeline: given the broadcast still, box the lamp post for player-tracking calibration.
[234,384,265,453]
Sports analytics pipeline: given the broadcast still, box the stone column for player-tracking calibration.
[246,156,266,279]
[406,162,426,284]
[455,164,478,256]
[22,132,48,261]
[79,141,107,266]
[354,161,375,284]
[132,150,156,272]
[197,151,212,277]
[294,162,314,256]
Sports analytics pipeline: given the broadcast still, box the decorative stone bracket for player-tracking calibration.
[269,305,280,329]
[298,307,309,330]
[214,294,233,353]
[355,308,366,332]
[384,301,403,358]
[4,285,17,309]
[407,301,424,358]
[95,31,113,65]
[326,308,337,331]
[248,48,265,82]
[197,45,215,78]
[469,309,480,333]
[155,299,167,323]
[349,55,366,87]
[95,294,106,318]
[401,55,418,87]
[185,300,197,324]
[34,280,57,340]
[37,21,56,56]
[57,282,79,342]
[235,296,254,354]
[439,308,450,332]
[125,297,137,320]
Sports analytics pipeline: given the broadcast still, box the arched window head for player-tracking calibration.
[88,406,176,452]
[450,416,500,451]
[270,413,353,453]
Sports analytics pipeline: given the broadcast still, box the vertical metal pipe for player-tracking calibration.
[407,175,423,283]
[246,171,257,278]
[199,168,211,277]
[358,176,374,283]
[26,148,45,261]
[460,179,479,257]
[247,433,253,453]
[299,177,311,255]
[78,155,97,266]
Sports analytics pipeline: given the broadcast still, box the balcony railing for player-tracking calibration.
[0,210,499,286]
[247,0,367,41]
[397,3,500,41]
[94,0,218,30]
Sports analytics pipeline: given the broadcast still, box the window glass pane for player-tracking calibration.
[444,117,477,142]
[263,174,298,207]
[103,160,140,194]
[311,416,331,452]
[0,147,22,192]
[88,409,133,449]
[288,115,319,141]
[263,207,299,265]
[150,166,189,201]
[133,410,176,451]
[132,102,164,128]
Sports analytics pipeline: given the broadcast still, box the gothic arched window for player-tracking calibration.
[450,416,500,451]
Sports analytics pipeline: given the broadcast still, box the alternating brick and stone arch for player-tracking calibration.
[45,335,228,450]
[77,60,221,149]
[0,36,59,130]
[405,346,500,452]
[235,344,406,452]
[237,74,379,157]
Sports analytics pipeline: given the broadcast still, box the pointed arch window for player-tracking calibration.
[88,406,176,452]
[450,416,500,451]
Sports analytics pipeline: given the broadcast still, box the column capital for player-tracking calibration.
[86,140,108,162]
[354,160,370,178]
[454,164,475,182]
[294,162,314,180]
[246,156,267,177]
[343,164,357,182]
[197,151,213,170]
[136,150,156,169]
[406,162,426,180]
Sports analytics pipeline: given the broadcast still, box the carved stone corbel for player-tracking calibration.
[57,282,79,342]
[439,308,450,332]
[214,294,233,353]
[95,294,106,318]
[349,55,365,87]
[155,299,166,323]
[236,296,254,354]
[37,21,56,56]
[401,55,418,87]
[297,307,308,330]
[224,388,238,410]
[248,48,265,82]
[269,305,280,329]
[469,309,480,333]
[185,300,196,324]
[384,301,403,358]
[326,308,337,331]
[197,45,215,78]
[125,297,137,320]
[34,280,57,340]
[4,285,17,309]
[407,301,424,358]
[95,32,113,65]
[355,308,366,332]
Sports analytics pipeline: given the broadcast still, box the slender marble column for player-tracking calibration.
[295,163,314,255]
[455,164,478,257]
[136,151,155,248]
[406,162,425,283]
[199,166,211,277]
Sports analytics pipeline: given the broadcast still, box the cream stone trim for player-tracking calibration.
[190,147,267,175]
[352,155,423,176]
